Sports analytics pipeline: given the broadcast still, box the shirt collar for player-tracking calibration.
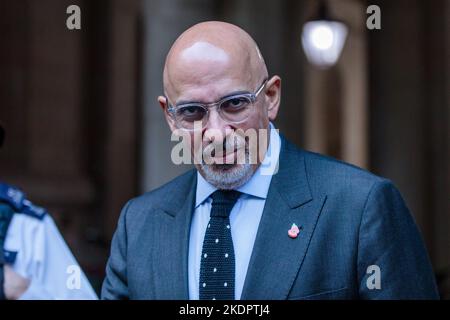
[195,122,281,207]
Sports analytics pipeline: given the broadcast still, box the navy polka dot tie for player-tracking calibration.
[199,190,241,300]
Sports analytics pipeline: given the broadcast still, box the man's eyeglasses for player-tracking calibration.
[166,79,268,131]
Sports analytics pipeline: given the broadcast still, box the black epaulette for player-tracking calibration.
[0,183,47,220]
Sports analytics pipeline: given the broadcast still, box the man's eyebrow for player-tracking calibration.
[175,90,251,106]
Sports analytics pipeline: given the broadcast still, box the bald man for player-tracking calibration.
[102,21,439,300]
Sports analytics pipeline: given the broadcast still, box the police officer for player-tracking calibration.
[0,124,97,299]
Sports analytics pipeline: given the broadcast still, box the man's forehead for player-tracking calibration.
[166,41,249,86]
[165,52,253,104]
[167,56,233,88]
[170,77,251,105]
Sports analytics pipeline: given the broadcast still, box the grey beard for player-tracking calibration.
[198,162,256,190]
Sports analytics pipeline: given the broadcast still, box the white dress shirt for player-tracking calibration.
[188,123,281,299]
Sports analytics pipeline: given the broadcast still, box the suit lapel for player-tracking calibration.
[151,170,197,299]
[241,138,326,299]
[149,138,325,300]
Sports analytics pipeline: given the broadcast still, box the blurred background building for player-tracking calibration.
[0,0,449,298]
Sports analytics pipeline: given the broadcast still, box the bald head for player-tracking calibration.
[163,21,268,101]
[159,22,282,189]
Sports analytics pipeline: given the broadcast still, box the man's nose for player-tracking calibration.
[203,107,233,143]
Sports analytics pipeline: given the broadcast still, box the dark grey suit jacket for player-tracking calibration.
[102,137,439,299]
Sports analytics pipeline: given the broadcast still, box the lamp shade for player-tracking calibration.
[301,20,348,68]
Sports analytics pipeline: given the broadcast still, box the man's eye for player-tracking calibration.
[222,97,249,111]
[177,106,205,120]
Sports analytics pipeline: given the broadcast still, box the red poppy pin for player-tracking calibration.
[288,223,301,239]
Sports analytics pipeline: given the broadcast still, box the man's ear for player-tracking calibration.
[158,95,177,132]
[265,76,281,121]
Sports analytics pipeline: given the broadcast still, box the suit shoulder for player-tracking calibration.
[298,148,389,194]
[305,150,382,178]
[125,168,196,212]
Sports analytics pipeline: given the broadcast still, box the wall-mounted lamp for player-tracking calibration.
[301,1,348,69]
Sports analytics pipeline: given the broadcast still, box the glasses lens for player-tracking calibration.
[219,96,253,123]
[175,105,207,129]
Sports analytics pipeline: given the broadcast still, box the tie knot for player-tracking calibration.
[210,190,241,218]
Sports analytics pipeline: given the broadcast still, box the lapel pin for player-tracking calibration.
[288,223,301,239]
